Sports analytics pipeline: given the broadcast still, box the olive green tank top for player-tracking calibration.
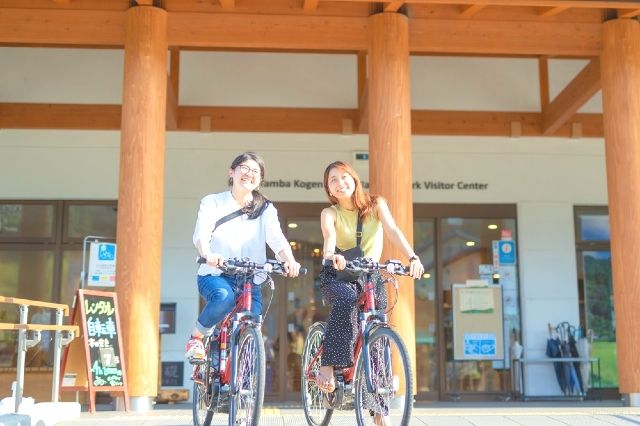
[332,204,383,261]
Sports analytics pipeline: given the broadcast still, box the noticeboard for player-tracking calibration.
[60,289,129,412]
[452,284,504,361]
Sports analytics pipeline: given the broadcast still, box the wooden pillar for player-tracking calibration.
[600,18,640,399]
[116,5,167,409]
[367,12,416,391]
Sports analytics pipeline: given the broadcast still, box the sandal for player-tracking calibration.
[315,368,335,393]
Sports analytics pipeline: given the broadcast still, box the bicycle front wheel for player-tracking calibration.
[301,322,333,426]
[228,326,265,426]
[354,326,413,426]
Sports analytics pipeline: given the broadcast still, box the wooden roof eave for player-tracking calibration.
[0,8,601,57]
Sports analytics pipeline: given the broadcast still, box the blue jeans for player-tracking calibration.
[195,274,263,334]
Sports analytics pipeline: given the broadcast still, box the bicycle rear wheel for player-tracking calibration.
[228,326,265,426]
[354,326,413,426]
[301,322,333,426]
[193,337,214,426]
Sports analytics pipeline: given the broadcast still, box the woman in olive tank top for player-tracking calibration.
[316,161,424,424]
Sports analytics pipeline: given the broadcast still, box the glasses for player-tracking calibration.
[238,164,261,176]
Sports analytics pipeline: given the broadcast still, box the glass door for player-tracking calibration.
[440,216,518,396]
[263,203,326,401]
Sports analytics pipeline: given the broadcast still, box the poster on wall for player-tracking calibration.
[88,242,117,287]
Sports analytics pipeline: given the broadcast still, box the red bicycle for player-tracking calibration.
[301,258,414,426]
[192,257,305,426]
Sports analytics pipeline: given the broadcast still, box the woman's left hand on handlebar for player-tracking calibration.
[409,258,424,279]
[282,260,301,278]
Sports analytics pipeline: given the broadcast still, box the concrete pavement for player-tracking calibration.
[52,401,640,425]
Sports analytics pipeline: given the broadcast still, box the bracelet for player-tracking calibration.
[409,255,420,262]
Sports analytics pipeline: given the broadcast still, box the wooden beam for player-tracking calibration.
[538,6,569,17]
[329,0,640,10]
[219,0,235,9]
[179,106,359,133]
[542,58,600,135]
[0,103,604,137]
[384,2,404,12]
[357,51,368,133]
[0,9,602,56]
[409,18,601,56]
[0,103,122,129]
[167,12,369,51]
[538,57,550,109]
[411,110,603,137]
[52,0,72,5]
[0,8,124,46]
[460,4,486,18]
[134,0,154,5]
[618,8,640,18]
[303,0,320,11]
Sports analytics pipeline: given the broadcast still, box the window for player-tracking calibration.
[575,206,617,389]
[0,200,117,368]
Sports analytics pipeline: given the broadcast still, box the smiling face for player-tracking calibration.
[326,166,356,202]
[229,159,262,193]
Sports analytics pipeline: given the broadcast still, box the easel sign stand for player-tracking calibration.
[60,289,130,412]
[451,280,505,399]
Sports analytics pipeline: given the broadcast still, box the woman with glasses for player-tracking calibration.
[317,161,423,426]
[185,152,301,363]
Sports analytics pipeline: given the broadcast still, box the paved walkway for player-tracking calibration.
[54,401,640,426]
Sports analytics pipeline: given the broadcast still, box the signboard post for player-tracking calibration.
[60,289,129,412]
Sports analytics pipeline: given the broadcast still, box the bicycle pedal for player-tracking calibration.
[322,392,337,409]
[188,357,207,366]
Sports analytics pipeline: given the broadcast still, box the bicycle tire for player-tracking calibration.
[228,326,265,426]
[353,326,413,426]
[193,337,215,426]
[301,322,333,426]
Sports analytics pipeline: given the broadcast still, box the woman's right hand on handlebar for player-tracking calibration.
[328,253,346,270]
[202,253,225,268]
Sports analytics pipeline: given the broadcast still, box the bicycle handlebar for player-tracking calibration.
[197,256,308,276]
[322,257,411,275]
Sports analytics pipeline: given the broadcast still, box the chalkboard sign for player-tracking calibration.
[60,289,129,412]
[161,361,184,387]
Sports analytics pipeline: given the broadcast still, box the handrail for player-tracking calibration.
[0,295,77,413]
[0,323,79,333]
[0,296,70,316]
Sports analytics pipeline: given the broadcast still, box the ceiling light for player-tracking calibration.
[423,273,431,279]
[466,241,476,247]
[488,224,498,230]
[290,241,297,247]
[288,223,298,228]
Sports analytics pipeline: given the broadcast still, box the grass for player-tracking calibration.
[591,340,618,387]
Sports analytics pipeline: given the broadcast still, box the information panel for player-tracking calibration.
[452,284,504,361]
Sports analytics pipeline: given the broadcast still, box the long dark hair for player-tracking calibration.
[323,161,378,221]
[228,152,270,219]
